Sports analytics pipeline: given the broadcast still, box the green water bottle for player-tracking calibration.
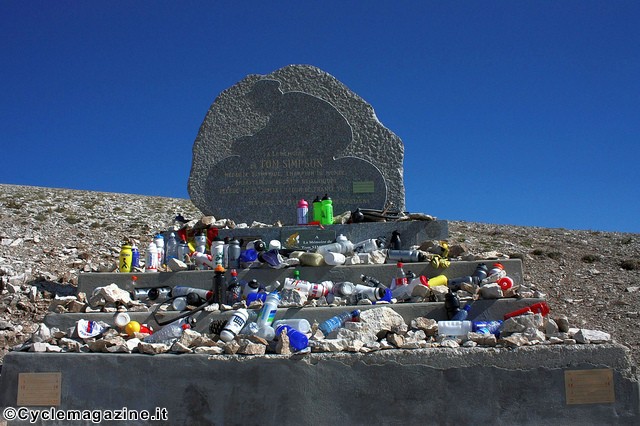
[321,194,333,225]
[312,196,322,223]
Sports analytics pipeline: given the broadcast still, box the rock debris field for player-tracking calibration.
[0,184,638,365]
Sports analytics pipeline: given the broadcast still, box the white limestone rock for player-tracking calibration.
[167,258,188,272]
[411,317,438,336]
[194,346,225,355]
[479,283,503,299]
[359,306,408,335]
[89,283,131,307]
[138,341,170,355]
[574,329,611,344]
[430,285,449,301]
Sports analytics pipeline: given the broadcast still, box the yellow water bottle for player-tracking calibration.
[119,244,132,272]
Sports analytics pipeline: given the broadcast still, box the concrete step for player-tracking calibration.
[78,259,524,296]
[44,298,545,334]
[0,345,637,425]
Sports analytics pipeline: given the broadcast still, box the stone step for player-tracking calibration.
[44,298,545,333]
[78,258,524,296]
[0,345,637,424]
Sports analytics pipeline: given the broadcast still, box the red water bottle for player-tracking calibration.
[504,301,550,320]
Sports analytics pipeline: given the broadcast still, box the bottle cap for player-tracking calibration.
[322,193,331,201]
[231,269,238,277]
[114,312,130,328]
[313,196,321,203]
[498,277,513,291]
[297,199,308,208]
[397,262,404,268]
[492,262,504,269]
[419,275,429,286]
[214,264,225,273]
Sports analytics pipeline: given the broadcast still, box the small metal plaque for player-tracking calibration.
[565,369,615,405]
[282,228,336,250]
[17,372,62,406]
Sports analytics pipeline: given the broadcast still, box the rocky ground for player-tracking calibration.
[0,183,638,366]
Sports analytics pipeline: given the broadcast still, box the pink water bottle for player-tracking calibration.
[297,199,309,225]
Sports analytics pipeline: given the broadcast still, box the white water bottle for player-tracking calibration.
[145,242,158,272]
[154,234,165,267]
[256,292,280,328]
[220,309,251,342]
[143,318,190,343]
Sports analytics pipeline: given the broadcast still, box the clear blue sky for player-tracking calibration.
[1,2,638,233]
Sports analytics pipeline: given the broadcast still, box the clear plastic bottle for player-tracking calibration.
[177,239,189,262]
[170,286,213,300]
[165,232,178,262]
[318,310,360,337]
[143,318,190,343]
[272,318,311,333]
[484,263,507,284]
[256,292,280,328]
[437,320,472,337]
[276,325,309,351]
[392,262,408,290]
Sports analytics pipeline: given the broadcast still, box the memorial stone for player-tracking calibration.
[188,64,405,224]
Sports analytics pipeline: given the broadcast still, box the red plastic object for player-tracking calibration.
[498,277,513,291]
[504,301,550,320]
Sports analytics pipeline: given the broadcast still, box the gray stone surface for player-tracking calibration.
[1,345,637,425]
[189,64,405,224]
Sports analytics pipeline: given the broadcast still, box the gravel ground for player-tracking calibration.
[0,184,638,366]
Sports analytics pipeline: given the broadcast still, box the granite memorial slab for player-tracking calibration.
[189,64,405,224]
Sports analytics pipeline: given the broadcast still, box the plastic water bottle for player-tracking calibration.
[143,318,190,343]
[228,238,241,269]
[332,281,355,298]
[195,231,207,254]
[485,263,507,283]
[243,279,260,298]
[451,304,471,321]
[272,318,311,333]
[170,286,213,300]
[211,237,224,267]
[353,239,380,254]
[145,242,158,272]
[177,239,189,262]
[276,325,309,351]
[226,269,242,305]
[247,291,267,305]
[165,232,178,262]
[154,234,165,267]
[256,292,280,328]
[318,310,360,337]
[220,309,252,342]
[389,230,401,250]
[386,250,426,263]
[472,263,488,282]
[312,196,322,223]
[213,264,226,304]
[119,244,132,272]
[437,320,472,337]
[320,194,333,225]
[131,244,140,268]
[392,262,408,290]
[360,274,384,288]
[222,236,230,268]
[316,234,354,255]
[297,199,309,225]
[445,290,461,320]
[473,320,502,336]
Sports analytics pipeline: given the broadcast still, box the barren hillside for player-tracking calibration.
[0,184,638,365]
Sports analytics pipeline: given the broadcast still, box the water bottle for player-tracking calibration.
[276,325,309,351]
[448,275,480,291]
[317,234,354,255]
[318,310,360,337]
[451,304,471,321]
[247,291,267,305]
[243,279,260,298]
[389,230,401,250]
[220,308,251,342]
[119,244,132,272]
[297,199,309,225]
[256,292,280,328]
[352,284,385,303]
[195,231,207,254]
[353,239,381,254]
[312,195,322,223]
[321,194,333,225]
[473,320,502,336]
[177,239,189,262]
[445,290,461,320]
[498,277,514,291]
[485,263,507,284]
[172,297,188,311]
[392,273,428,300]
[154,234,165,267]
[332,281,355,298]
[170,286,213,300]
[226,269,242,305]
[143,318,190,343]
[472,263,488,282]
[211,237,224,267]
[228,238,241,269]
[131,244,140,268]
[212,264,226,304]
[273,318,311,333]
[392,262,408,290]
[165,232,178,262]
[386,250,426,263]
[222,237,230,268]
[360,274,384,288]
[437,320,472,337]
[147,286,171,302]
